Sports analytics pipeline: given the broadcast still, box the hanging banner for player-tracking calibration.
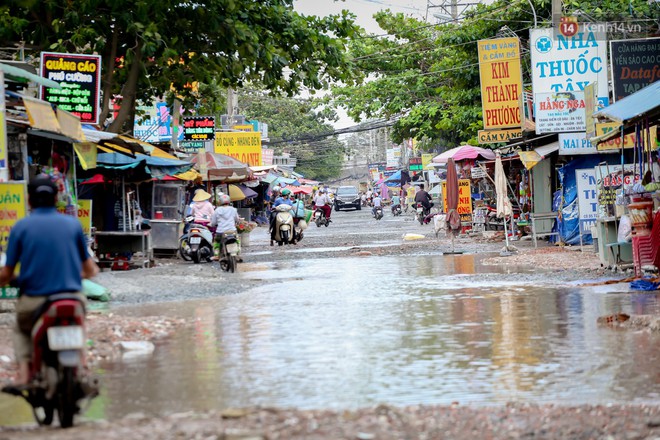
[442,179,473,223]
[73,142,98,170]
[0,182,27,251]
[530,27,608,133]
[40,52,101,125]
[610,37,660,101]
[214,132,262,166]
[477,37,522,130]
[534,91,586,134]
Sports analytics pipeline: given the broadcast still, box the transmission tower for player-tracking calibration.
[426,0,482,23]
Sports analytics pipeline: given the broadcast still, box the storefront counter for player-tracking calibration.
[94,230,152,268]
[596,217,632,268]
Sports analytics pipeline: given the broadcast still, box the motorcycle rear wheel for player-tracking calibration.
[316,218,322,227]
[57,367,77,428]
[228,256,237,273]
[191,250,200,264]
[178,237,192,262]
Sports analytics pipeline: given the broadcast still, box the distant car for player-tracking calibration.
[334,186,361,211]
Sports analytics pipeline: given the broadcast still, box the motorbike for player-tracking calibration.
[391,204,402,217]
[313,207,330,228]
[374,206,384,220]
[179,216,214,263]
[2,293,99,428]
[272,205,296,246]
[216,232,240,273]
[415,203,430,225]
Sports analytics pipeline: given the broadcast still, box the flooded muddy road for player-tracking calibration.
[2,208,659,432]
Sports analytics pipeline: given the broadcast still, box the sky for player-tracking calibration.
[293,0,434,129]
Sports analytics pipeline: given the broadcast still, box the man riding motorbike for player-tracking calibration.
[391,193,402,215]
[313,189,332,221]
[414,185,434,214]
[210,193,241,261]
[0,175,100,387]
[372,194,383,217]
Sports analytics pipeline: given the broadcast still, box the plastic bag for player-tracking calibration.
[617,215,632,242]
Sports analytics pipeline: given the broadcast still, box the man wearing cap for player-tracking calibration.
[0,175,99,386]
[191,189,214,226]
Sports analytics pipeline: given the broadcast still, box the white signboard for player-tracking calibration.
[470,166,487,178]
[559,132,598,155]
[534,91,586,134]
[595,163,641,218]
[386,146,401,168]
[575,168,598,232]
[530,26,609,133]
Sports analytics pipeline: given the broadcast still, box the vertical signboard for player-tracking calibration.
[40,52,102,124]
[575,168,598,230]
[442,179,473,223]
[477,37,522,129]
[0,182,27,251]
[530,26,608,133]
[610,37,660,101]
[0,71,7,181]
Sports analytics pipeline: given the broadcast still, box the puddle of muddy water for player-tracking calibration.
[2,253,659,425]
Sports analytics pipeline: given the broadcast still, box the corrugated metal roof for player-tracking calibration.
[593,80,660,123]
[534,141,560,158]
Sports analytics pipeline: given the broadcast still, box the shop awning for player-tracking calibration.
[518,141,559,170]
[0,62,62,89]
[96,152,193,179]
[56,108,85,142]
[23,96,61,133]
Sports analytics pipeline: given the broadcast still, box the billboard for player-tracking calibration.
[530,27,608,133]
[40,52,102,124]
[595,123,657,151]
[442,179,473,223]
[610,37,660,101]
[477,37,522,130]
[183,116,215,141]
[534,91,586,134]
[214,132,262,166]
[133,102,182,143]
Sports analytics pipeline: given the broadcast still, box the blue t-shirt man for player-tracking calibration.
[5,207,90,296]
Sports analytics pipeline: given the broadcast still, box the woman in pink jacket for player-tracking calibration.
[191,189,214,225]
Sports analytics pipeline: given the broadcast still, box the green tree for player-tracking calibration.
[331,0,657,150]
[0,0,359,133]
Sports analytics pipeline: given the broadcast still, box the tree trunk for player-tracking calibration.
[107,40,142,134]
[99,27,119,128]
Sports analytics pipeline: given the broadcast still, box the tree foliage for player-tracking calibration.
[0,0,359,133]
[331,0,658,150]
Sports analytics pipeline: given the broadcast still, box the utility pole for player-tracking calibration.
[551,0,562,27]
[226,87,238,123]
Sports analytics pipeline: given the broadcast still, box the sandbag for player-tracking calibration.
[83,279,111,302]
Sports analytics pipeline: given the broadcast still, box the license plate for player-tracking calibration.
[189,237,201,244]
[226,243,239,255]
[47,326,84,350]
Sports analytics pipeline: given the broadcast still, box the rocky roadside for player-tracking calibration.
[2,402,660,439]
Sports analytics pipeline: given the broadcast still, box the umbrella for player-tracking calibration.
[432,145,496,164]
[445,158,462,254]
[236,184,258,199]
[495,152,515,255]
[291,185,314,195]
[191,152,251,182]
[227,184,247,202]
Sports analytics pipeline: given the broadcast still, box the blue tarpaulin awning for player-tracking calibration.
[96,153,193,179]
[593,80,660,124]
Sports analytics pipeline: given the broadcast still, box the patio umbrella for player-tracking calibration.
[191,152,251,182]
[445,158,462,254]
[432,145,496,164]
[227,184,246,202]
[495,152,514,254]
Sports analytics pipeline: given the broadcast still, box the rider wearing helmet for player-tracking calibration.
[210,193,241,259]
[269,188,294,245]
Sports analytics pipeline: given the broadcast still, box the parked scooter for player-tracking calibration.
[179,216,214,263]
[272,205,296,246]
[313,207,331,227]
[2,293,99,428]
[374,206,384,220]
[215,232,240,273]
[391,204,402,216]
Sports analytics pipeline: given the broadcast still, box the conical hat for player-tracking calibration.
[192,189,212,202]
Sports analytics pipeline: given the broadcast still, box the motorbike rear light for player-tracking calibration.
[190,228,200,234]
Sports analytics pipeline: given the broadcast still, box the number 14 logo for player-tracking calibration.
[559,16,578,37]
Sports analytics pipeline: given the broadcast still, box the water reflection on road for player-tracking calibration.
[86,253,660,421]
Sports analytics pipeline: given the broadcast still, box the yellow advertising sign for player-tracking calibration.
[214,132,262,166]
[232,125,254,132]
[421,154,434,170]
[478,128,522,144]
[0,182,27,251]
[478,37,522,129]
[442,179,473,222]
[595,123,657,151]
[56,200,93,237]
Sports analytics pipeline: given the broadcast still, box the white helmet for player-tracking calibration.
[272,185,281,193]
[219,194,231,205]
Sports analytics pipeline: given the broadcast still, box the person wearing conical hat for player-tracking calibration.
[191,189,214,225]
